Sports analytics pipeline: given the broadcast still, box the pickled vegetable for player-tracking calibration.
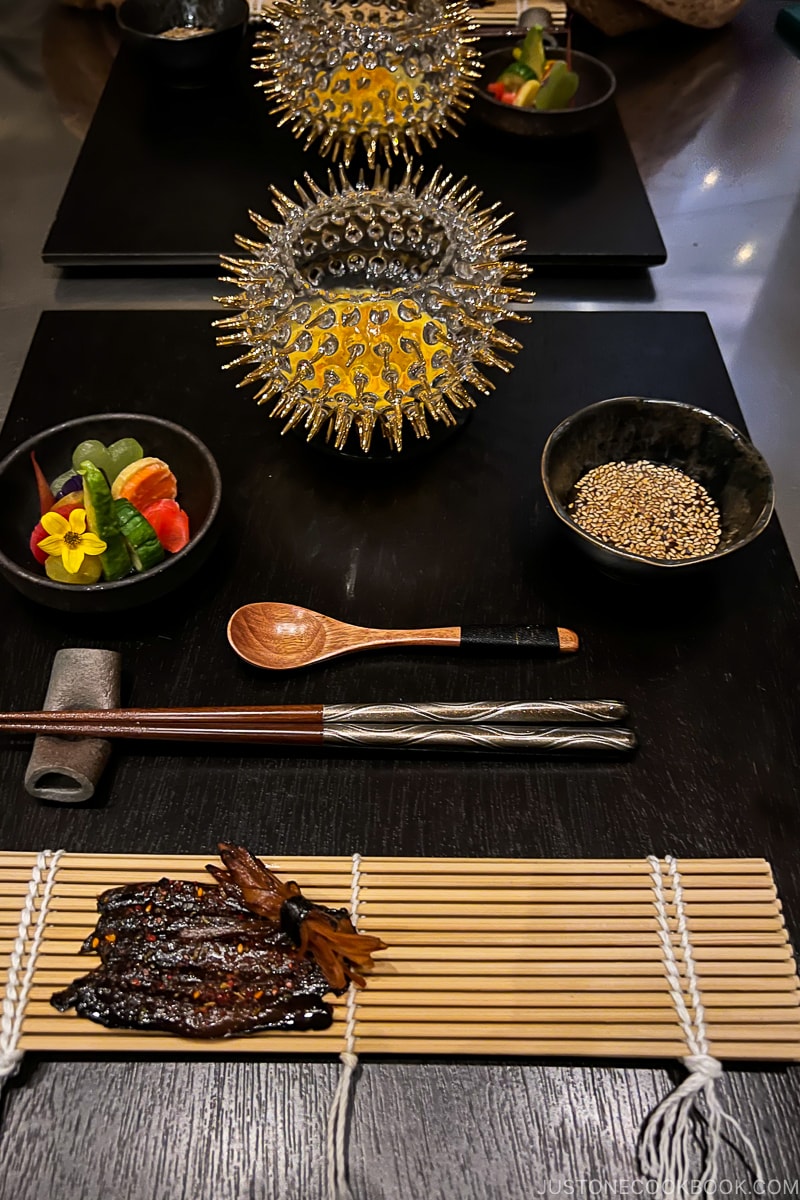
[79,461,131,581]
[114,499,165,572]
[111,457,178,508]
[107,438,145,479]
[45,553,103,585]
[52,472,83,501]
[487,28,580,109]
[534,60,579,110]
[31,452,54,515]
[72,439,114,480]
[141,499,190,554]
[518,27,546,80]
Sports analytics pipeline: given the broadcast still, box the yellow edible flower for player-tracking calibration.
[37,507,106,575]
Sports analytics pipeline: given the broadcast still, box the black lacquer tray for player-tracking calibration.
[42,36,666,271]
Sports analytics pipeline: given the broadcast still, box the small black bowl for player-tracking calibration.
[0,414,222,612]
[117,0,249,85]
[541,396,774,578]
[473,47,616,139]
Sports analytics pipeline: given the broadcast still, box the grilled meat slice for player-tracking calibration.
[92,931,329,983]
[81,910,267,955]
[51,965,333,1038]
[52,849,385,1039]
[97,877,245,915]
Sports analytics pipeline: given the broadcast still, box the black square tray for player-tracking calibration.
[42,37,666,271]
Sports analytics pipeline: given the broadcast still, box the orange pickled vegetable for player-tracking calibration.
[31,452,55,515]
[110,457,177,510]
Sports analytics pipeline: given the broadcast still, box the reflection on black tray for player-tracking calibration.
[42,34,665,271]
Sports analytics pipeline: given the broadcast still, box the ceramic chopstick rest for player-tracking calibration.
[24,648,121,803]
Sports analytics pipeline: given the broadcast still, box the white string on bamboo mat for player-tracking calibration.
[326,853,363,1200]
[639,855,763,1189]
[1,849,64,1084]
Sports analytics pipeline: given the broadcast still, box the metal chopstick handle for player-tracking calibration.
[322,723,637,753]
[323,701,628,725]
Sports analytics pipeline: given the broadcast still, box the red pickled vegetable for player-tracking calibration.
[141,499,190,553]
[501,91,517,105]
[31,452,54,515]
[487,81,504,98]
[29,523,49,565]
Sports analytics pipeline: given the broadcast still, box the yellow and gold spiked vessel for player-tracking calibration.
[252,0,481,167]
[215,170,530,457]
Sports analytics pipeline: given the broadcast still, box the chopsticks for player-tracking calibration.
[0,700,635,755]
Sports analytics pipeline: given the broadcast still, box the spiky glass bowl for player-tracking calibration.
[252,0,480,167]
[215,170,529,458]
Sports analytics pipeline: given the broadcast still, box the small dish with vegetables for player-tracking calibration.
[474,37,616,139]
[487,27,579,111]
[0,414,221,612]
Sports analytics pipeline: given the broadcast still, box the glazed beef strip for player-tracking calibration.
[55,874,339,1037]
[52,965,333,1037]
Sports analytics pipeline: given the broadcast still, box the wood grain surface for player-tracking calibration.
[0,310,799,1195]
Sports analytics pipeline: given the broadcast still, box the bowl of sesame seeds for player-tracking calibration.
[541,396,774,577]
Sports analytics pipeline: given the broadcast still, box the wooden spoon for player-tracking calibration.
[227,602,579,671]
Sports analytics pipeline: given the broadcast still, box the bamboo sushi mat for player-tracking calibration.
[3,853,800,1060]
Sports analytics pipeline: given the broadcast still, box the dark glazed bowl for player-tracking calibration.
[0,414,221,612]
[541,396,774,578]
[473,47,616,139]
[117,0,248,84]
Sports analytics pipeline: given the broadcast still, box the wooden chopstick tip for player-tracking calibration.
[558,628,579,653]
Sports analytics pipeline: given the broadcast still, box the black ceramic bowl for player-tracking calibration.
[117,0,248,83]
[541,396,774,578]
[473,47,616,139]
[0,414,221,612]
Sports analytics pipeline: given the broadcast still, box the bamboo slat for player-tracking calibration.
[248,1,570,30]
[246,0,568,28]
[470,0,569,28]
[2,852,799,1061]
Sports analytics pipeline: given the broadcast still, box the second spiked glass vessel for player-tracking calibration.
[253,0,480,168]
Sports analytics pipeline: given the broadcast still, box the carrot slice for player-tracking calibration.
[31,452,55,515]
[110,457,177,510]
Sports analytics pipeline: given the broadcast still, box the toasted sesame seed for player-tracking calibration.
[567,460,721,561]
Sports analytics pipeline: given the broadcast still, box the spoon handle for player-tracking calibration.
[459,626,579,653]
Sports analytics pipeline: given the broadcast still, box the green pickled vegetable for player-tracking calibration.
[498,62,537,90]
[72,439,114,481]
[519,27,546,80]
[534,60,579,110]
[107,438,145,480]
[113,498,165,572]
[78,460,131,581]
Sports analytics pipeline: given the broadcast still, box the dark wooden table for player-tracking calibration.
[1,309,798,1198]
